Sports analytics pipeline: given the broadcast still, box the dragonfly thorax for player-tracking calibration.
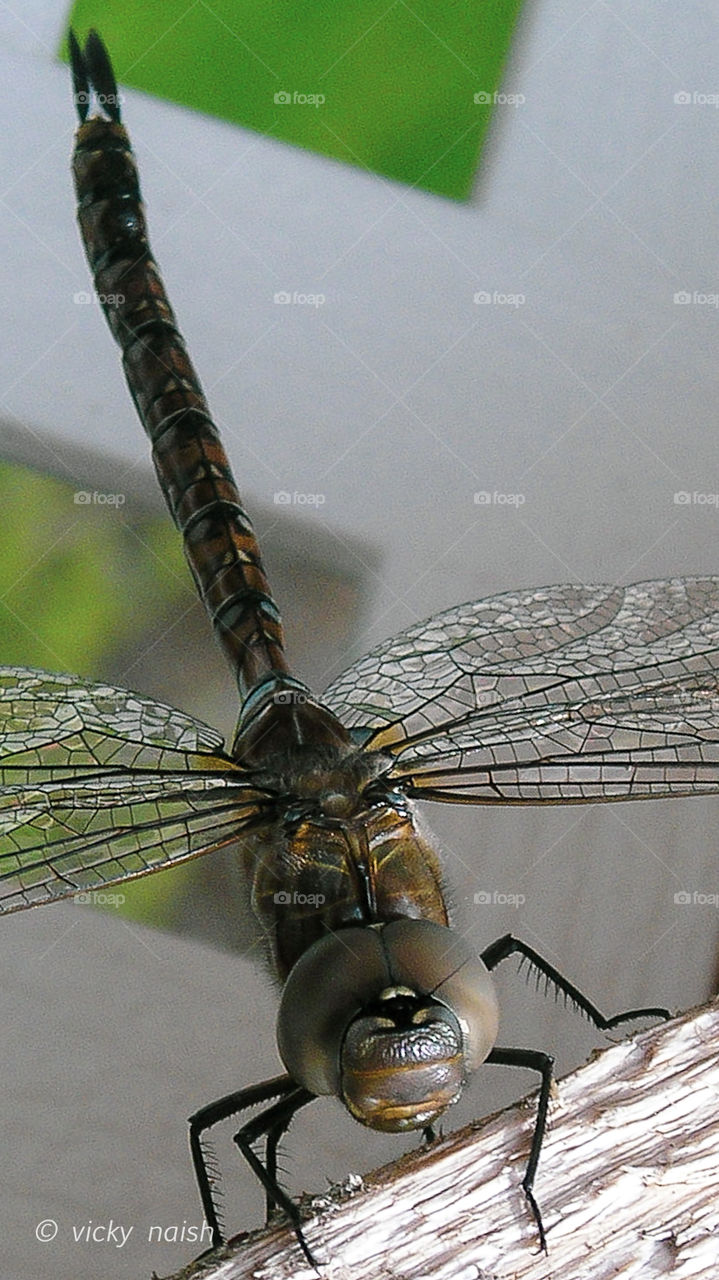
[255,743,395,818]
[247,784,449,980]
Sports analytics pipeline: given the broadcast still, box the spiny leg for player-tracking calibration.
[233,1087,317,1267]
[480,933,670,1250]
[188,1074,303,1251]
[266,1112,293,1222]
[481,933,671,1028]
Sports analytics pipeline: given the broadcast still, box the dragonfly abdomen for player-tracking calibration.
[71,60,289,700]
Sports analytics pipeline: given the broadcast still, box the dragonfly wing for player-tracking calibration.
[322,578,719,803]
[0,666,231,779]
[0,667,267,913]
[390,682,719,802]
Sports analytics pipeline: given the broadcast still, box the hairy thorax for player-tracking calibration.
[239,744,450,980]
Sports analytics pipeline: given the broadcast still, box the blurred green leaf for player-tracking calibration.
[0,459,192,927]
[0,460,187,674]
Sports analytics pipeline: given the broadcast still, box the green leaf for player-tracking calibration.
[65,0,525,198]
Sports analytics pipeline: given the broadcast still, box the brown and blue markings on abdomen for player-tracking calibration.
[72,116,288,698]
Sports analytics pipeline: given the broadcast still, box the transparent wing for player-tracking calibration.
[0,667,267,913]
[322,578,719,803]
[0,666,231,780]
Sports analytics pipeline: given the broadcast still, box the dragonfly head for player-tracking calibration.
[277,919,498,1132]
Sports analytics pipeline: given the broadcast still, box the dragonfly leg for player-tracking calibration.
[480,934,671,1028]
[265,1112,292,1222]
[480,935,670,1251]
[232,1087,317,1266]
[188,1074,306,1251]
[485,1046,554,1252]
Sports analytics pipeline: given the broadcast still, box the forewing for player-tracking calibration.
[0,667,266,913]
[323,578,719,803]
[0,666,230,779]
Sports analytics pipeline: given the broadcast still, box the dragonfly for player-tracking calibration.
[2,28,718,1265]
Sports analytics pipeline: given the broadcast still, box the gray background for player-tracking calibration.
[1,2,718,1277]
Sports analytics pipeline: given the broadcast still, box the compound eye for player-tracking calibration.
[277,920,498,1105]
[379,919,499,1072]
[277,927,390,1095]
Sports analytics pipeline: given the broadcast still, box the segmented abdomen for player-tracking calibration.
[72,116,289,700]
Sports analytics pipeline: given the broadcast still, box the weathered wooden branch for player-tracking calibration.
[163,999,719,1280]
